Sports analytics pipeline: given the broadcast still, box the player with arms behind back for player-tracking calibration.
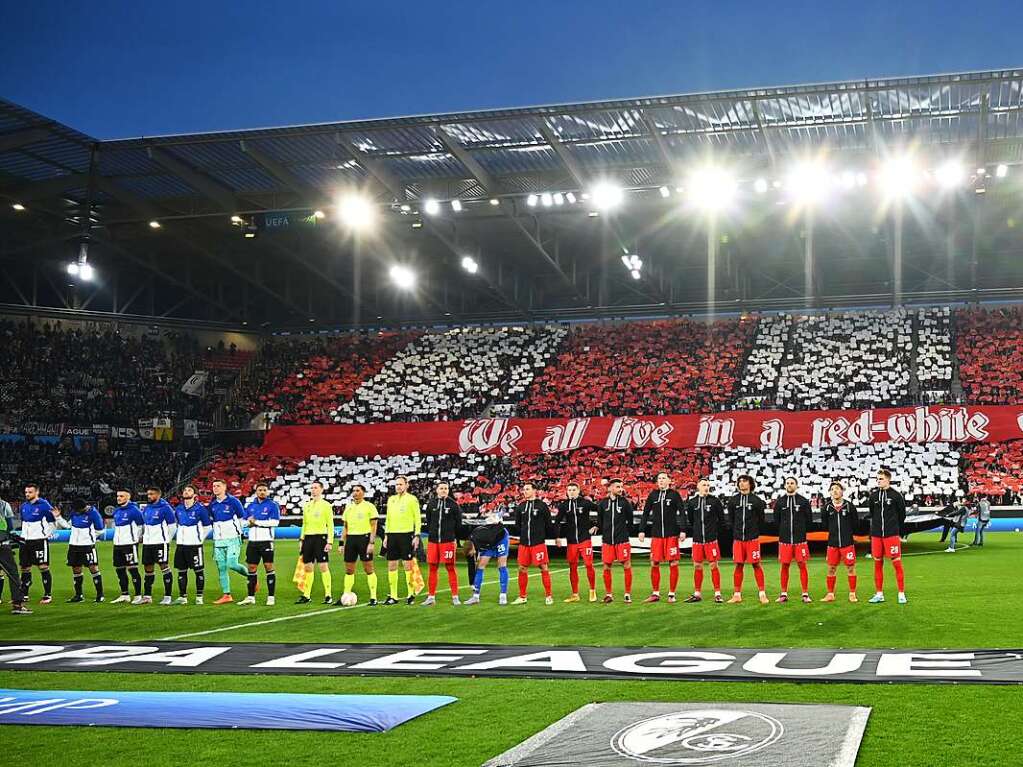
[18,483,56,604]
[140,486,176,605]
[596,479,635,604]
[173,485,211,605]
[110,488,144,604]
[726,474,769,605]
[685,479,725,603]
[240,482,280,606]
[773,476,813,604]
[554,482,599,603]
[422,481,462,607]
[821,481,859,602]
[868,468,908,604]
[638,472,686,604]
[512,482,554,605]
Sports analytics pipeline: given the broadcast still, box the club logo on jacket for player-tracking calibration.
[610,709,784,765]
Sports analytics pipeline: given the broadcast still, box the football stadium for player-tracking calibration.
[2,6,1023,766]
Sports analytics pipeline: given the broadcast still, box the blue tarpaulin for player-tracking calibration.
[0,688,456,732]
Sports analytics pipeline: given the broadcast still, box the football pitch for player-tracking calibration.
[3,532,1022,766]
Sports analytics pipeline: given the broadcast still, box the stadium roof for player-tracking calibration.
[2,67,1023,329]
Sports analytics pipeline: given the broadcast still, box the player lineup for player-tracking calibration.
[2,467,909,615]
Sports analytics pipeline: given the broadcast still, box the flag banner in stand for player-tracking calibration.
[262,404,1023,458]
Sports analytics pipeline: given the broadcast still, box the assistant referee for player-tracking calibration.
[297,480,334,605]
[384,475,421,605]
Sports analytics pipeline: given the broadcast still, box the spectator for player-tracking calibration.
[973,496,992,546]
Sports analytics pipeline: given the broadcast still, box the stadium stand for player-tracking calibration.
[708,442,961,503]
[0,319,244,424]
[0,440,198,511]
[335,325,567,423]
[507,447,716,509]
[957,305,1023,405]
[915,307,955,399]
[265,452,515,514]
[523,318,754,417]
[962,442,1023,503]
[736,313,793,408]
[190,446,299,503]
[773,310,914,410]
[225,331,417,427]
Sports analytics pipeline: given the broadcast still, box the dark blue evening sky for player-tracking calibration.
[1,0,1020,139]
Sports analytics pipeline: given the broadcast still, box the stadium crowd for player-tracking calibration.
[523,318,754,417]
[0,319,244,425]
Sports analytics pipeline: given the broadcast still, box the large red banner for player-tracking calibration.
[261,404,1023,458]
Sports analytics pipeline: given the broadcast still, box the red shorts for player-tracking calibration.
[426,541,457,565]
[650,536,680,562]
[691,541,721,563]
[732,539,762,564]
[871,535,902,560]
[517,543,549,567]
[601,541,632,564]
[826,545,856,566]
[778,542,810,564]
[566,541,594,566]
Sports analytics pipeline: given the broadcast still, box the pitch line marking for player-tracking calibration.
[156,566,572,641]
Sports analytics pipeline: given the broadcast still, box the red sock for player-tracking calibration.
[848,573,857,592]
[585,561,596,590]
[826,575,836,593]
[893,560,905,591]
[518,570,528,599]
[428,564,439,597]
[711,566,721,592]
[624,568,633,594]
[651,565,661,592]
[668,563,679,594]
[540,569,552,598]
[569,564,579,594]
[445,563,459,596]
[603,567,613,594]
[873,559,884,592]
[694,566,704,592]
[733,564,744,592]
[780,562,790,592]
[753,564,765,591]
[798,562,809,593]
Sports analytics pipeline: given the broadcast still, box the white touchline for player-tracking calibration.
[156,567,571,641]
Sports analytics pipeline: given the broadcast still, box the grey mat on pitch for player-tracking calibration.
[485,702,870,767]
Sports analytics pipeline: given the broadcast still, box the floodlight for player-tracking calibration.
[461,256,479,274]
[934,160,964,189]
[423,198,441,216]
[590,181,624,210]
[389,265,416,289]
[338,193,377,229]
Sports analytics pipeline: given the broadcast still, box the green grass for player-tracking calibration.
[3,532,1022,766]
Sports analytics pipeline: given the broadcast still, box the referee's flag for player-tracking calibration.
[410,560,425,595]
[293,558,310,593]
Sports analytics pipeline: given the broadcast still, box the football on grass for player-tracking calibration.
[340,592,358,607]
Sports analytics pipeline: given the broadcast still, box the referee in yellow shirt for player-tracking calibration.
[341,484,379,605]
[383,475,421,605]
[297,480,335,604]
